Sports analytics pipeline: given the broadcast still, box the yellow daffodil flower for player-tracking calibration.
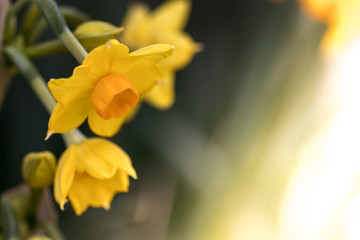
[54,137,137,215]
[47,39,173,137]
[299,0,360,55]
[121,0,200,109]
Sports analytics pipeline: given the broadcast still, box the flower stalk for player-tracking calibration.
[0,196,20,240]
[26,188,42,225]
[31,0,88,62]
[3,46,56,114]
[3,45,89,144]
[39,221,65,240]
[58,27,87,62]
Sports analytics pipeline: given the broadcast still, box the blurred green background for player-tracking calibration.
[0,0,329,239]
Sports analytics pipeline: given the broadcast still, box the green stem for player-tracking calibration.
[21,3,40,42]
[27,17,47,43]
[6,0,30,20]
[29,75,55,113]
[0,196,20,240]
[59,27,87,63]
[3,46,56,114]
[40,221,65,240]
[26,6,90,45]
[25,38,65,58]
[29,74,56,113]
[62,129,86,147]
[4,46,87,146]
[27,188,42,221]
[31,0,88,62]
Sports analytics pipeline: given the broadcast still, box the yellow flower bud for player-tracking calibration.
[74,20,123,51]
[21,151,56,189]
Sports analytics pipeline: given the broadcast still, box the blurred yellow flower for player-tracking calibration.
[299,0,360,55]
[47,39,173,137]
[121,0,200,109]
[54,137,137,215]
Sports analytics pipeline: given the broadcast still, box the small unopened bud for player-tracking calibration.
[74,21,123,51]
[21,151,56,189]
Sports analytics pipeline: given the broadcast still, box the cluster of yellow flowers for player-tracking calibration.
[45,0,198,215]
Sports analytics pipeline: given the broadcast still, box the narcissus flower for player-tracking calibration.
[299,0,360,55]
[121,0,201,109]
[54,137,137,215]
[47,39,173,137]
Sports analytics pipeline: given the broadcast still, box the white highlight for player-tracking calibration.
[279,39,360,240]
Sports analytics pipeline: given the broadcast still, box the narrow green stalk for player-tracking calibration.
[62,129,86,147]
[59,27,87,62]
[27,18,47,43]
[0,196,20,240]
[26,6,90,45]
[40,221,65,240]
[6,0,30,20]
[27,188,42,222]
[25,38,65,58]
[21,3,40,36]
[4,46,56,114]
[31,0,65,35]
[28,75,56,113]
[31,0,88,62]
[4,46,88,147]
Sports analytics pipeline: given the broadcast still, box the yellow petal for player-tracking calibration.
[48,99,90,134]
[83,138,137,179]
[111,44,174,95]
[156,32,200,70]
[48,65,95,104]
[144,70,175,109]
[83,39,129,79]
[54,146,76,209]
[150,0,191,32]
[121,3,150,47]
[128,43,174,59]
[68,170,130,215]
[74,142,117,179]
[88,108,125,137]
[123,63,162,96]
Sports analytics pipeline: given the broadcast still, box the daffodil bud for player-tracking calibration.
[74,21,124,51]
[21,151,56,189]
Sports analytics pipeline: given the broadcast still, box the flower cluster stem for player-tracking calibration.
[0,196,20,240]
[59,27,87,63]
[27,188,42,222]
[6,0,30,20]
[40,221,65,240]
[4,46,56,114]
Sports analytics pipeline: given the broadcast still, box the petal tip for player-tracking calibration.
[131,170,137,179]
[103,202,111,210]
[45,130,54,141]
[60,199,67,210]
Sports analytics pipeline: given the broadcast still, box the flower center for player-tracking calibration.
[91,74,139,120]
